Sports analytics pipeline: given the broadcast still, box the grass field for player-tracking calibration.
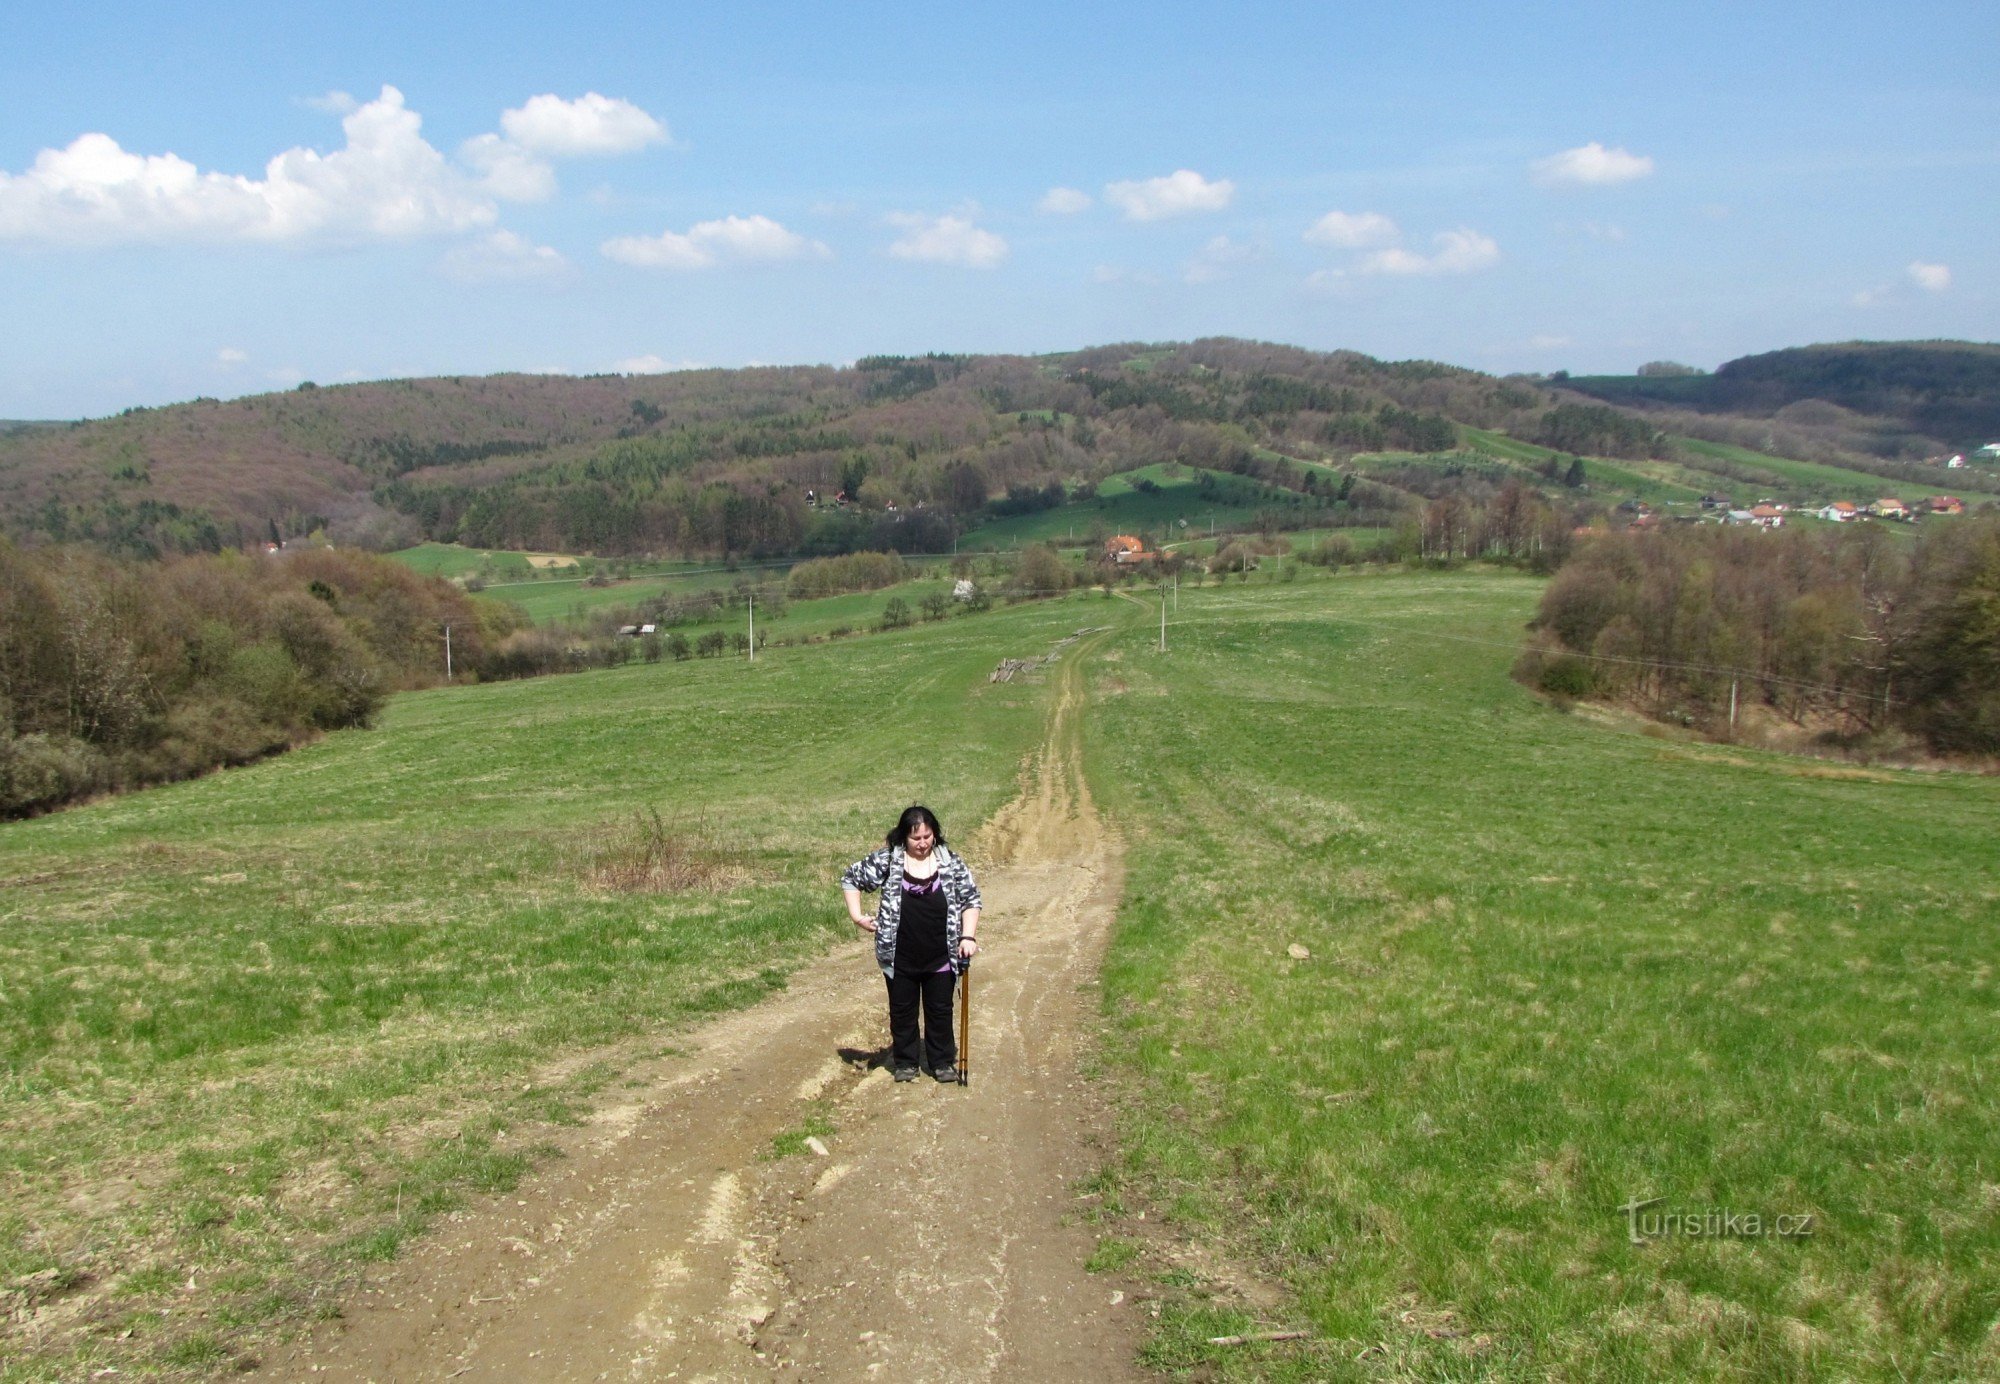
[7,562,1995,1380]
[958,464,1307,550]
[1082,572,2000,1379]
[1672,439,1925,500]
[0,594,1101,1380]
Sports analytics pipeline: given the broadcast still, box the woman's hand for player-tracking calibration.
[853,914,877,933]
[959,937,979,958]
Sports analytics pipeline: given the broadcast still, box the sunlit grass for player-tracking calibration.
[1085,569,2000,1380]
[0,592,1102,1376]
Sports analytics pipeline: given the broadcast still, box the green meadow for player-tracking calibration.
[0,595,1098,1380]
[958,463,1304,550]
[1084,572,2000,1380]
[4,563,1995,1380]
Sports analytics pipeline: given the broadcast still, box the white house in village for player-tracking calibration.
[1977,443,2000,462]
[1816,501,1859,522]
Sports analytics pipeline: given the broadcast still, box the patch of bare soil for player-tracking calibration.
[251,628,1145,1381]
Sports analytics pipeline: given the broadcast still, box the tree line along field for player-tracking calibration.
[3,566,1995,1379]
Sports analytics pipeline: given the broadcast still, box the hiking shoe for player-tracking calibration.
[933,1066,960,1084]
[892,1065,919,1082]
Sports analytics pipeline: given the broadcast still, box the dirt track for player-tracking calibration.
[254,626,1144,1381]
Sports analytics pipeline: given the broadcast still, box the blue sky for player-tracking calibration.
[1,1,1993,418]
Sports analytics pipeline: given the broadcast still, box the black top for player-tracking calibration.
[894,868,949,975]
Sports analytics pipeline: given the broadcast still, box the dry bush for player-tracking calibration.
[578,809,744,893]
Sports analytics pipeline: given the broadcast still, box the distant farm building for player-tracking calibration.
[1750,505,1784,528]
[1817,502,1859,522]
[1871,498,1909,519]
[1105,534,1147,563]
[1925,496,1965,515]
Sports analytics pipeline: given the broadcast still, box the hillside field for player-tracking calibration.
[1084,573,1999,1379]
[2,568,1994,1379]
[0,595,1090,1379]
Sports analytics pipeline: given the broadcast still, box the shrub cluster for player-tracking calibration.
[0,542,512,816]
[1515,517,2000,754]
[785,550,909,599]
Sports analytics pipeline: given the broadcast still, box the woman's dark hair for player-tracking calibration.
[886,804,945,849]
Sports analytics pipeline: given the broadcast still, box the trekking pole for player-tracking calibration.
[957,959,971,1087]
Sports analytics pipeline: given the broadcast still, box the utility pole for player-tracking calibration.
[748,593,755,662]
[442,623,453,681]
[1158,582,1167,653]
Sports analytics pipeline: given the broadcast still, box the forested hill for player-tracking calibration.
[1564,340,2000,452]
[2,338,1993,560]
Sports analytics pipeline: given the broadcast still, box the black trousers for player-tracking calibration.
[885,969,957,1072]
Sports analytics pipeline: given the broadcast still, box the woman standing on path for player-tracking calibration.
[842,806,982,1082]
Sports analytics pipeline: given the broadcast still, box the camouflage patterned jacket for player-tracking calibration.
[840,844,983,978]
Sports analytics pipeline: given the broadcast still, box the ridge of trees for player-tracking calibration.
[5,338,1995,563]
[1563,340,2000,451]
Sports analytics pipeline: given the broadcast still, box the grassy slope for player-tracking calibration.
[0,594,1103,1379]
[1673,439,1931,500]
[1084,570,1999,1380]
[1460,426,1933,506]
[959,465,1309,550]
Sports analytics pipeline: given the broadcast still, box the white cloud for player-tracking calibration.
[1532,142,1655,187]
[1357,227,1500,276]
[440,230,571,283]
[1908,260,1951,292]
[217,346,248,364]
[1582,220,1627,242]
[602,214,830,269]
[1183,234,1254,284]
[1039,186,1092,215]
[499,93,667,157]
[1855,259,1954,306]
[886,212,1008,268]
[1103,169,1234,221]
[0,86,496,246]
[459,133,557,202]
[302,91,357,115]
[614,354,706,374]
[1304,210,1399,250]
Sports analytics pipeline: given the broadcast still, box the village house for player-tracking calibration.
[1816,501,1859,522]
[1924,496,1965,516]
[1750,505,1784,529]
[1976,443,2000,462]
[1105,534,1147,563]
[1700,492,1733,511]
[1871,498,1909,519]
